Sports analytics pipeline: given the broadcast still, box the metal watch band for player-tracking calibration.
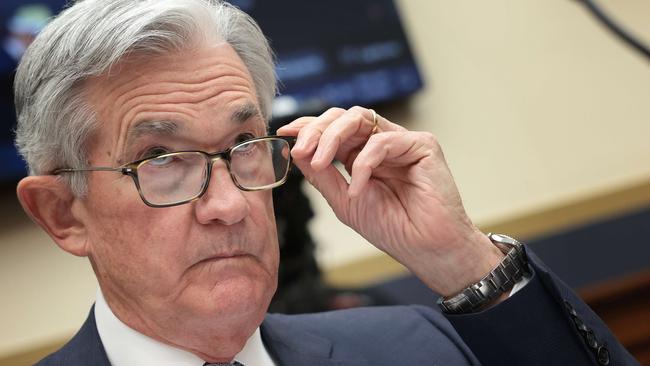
[437,233,530,314]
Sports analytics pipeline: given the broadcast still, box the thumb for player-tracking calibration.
[292,157,350,221]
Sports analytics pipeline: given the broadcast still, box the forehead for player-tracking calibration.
[84,43,263,159]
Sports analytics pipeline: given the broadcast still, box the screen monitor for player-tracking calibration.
[0,0,423,182]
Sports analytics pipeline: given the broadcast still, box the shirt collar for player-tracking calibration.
[95,289,275,366]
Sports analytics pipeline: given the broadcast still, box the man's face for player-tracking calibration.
[78,44,279,351]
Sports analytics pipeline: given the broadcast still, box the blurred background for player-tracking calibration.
[1,0,649,364]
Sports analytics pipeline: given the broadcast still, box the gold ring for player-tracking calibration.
[369,109,380,135]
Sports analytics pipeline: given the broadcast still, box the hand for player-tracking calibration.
[277,107,504,297]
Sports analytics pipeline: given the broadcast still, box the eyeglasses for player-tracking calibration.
[53,136,296,208]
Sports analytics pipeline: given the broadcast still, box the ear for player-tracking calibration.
[17,175,90,257]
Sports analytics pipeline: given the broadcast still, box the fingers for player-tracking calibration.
[280,106,407,170]
[311,106,375,170]
[348,131,434,197]
[276,116,313,135]
[280,106,417,183]
[280,107,346,160]
[292,155,350,220]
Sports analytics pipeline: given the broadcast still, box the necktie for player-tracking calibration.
[203,362,244,366]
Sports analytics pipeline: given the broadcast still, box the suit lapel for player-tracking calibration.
[53,307,374,366]
[41,305,112,366]
[74,306,112,366]
[261,315,372,366]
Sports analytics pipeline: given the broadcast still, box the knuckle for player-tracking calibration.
[320,127,336,140]
[298,123,318,137]
[349,112,366,125]
[418,132,443,156]
[324,107,345,117]
[420,131,439,146]
[293,116,313,125]
[349,106,368,119]
[367,133,381,143]
[349,105,366,114]
[368,131,390,143]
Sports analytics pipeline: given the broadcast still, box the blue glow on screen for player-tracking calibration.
[0,0,423,182]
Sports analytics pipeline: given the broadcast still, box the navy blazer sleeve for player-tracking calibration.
[430,248,639,365]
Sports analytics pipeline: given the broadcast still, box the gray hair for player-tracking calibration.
[14,0,276,195]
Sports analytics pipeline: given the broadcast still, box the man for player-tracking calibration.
[13,0,636,365]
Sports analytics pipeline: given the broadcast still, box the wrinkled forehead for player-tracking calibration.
[82,43,264,160]
[87,42,256,99]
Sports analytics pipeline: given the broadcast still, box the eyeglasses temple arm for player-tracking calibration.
[52,167,132,175]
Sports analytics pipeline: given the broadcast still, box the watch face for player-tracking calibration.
[489,233,521,247]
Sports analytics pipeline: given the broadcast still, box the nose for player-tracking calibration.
[194,159,250,226]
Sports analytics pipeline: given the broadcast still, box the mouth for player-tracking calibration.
[196,251,251,265]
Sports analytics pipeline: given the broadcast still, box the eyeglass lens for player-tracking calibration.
[136,138,291,206]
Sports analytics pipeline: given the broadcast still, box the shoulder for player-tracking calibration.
[34,307,110,366]
[269,304,450,333]
[264,305,479,365]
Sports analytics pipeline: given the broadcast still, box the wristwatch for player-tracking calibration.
[437,233,530,314]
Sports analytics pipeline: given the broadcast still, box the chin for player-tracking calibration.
[161,253,277,333]
[183,267,276,321]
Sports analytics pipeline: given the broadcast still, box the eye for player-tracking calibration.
[235,133,256,145]
[142,146,170,159]
[141,147,174,166]
[148,154,175,166]
[231,133,258,153]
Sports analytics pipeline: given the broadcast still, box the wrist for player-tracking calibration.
[437,230,505,297]
[438,233,530,314]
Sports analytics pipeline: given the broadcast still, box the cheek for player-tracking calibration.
[250,191,280,265]
[84,176,280,308]
[85,179,194,291]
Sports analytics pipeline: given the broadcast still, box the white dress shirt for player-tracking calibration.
[95,290,277,366]
[95,274,529,366]
[511,275,530,296]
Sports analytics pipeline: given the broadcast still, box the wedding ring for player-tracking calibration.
[369,109,380,135]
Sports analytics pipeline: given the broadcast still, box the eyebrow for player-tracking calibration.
[127,102,261,140]
[129,120,179,140]
[124,119,179,152]
[123,103,263,158]
[231,102,262,124]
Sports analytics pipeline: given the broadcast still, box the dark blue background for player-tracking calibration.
[0,0,422,182]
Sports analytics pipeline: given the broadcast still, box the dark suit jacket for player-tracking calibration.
[35,250,639,365]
